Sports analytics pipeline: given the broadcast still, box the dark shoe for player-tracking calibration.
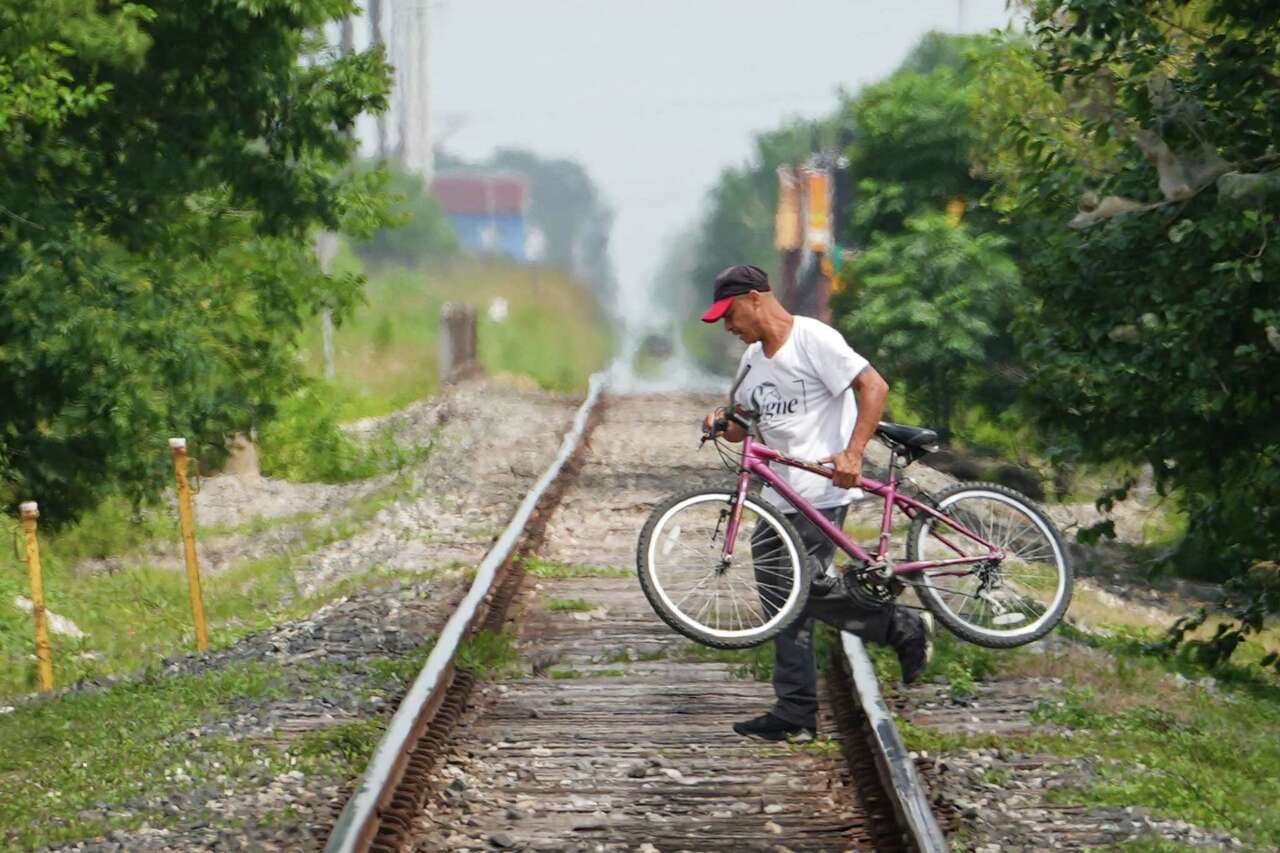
[732,712,815,743]
[809,562,837,598]
[890,610,934,685]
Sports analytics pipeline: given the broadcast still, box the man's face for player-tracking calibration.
[722,293,763,343]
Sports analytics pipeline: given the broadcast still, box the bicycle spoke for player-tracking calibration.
[1002,519,1040,555]
[910,489,1068,640]
[694,588,718,624]
[725,580,747,629]
[724,578,759,627]
[644,493,813,643]
[672,573,718,609]
[756,582,790,609]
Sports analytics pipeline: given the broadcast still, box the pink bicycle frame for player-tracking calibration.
[721,434,1004,577]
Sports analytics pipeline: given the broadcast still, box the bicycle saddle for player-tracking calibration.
[876,421,939,450]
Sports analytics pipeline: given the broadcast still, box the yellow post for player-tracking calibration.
[20,501,54,692]
[170,438,209,651]
[806,168,832,253]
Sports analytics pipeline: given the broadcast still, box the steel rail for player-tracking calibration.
[840,632,948,852]
[325,372,607,853]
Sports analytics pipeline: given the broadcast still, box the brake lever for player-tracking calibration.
[699,416,730,447]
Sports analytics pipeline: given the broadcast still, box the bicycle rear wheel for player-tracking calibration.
[637,489,809,649]
[906,482,1072,648]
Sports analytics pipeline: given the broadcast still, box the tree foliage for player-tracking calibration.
[678,122,823,369]
[834,215,1020,431]
[355,160,457,266]
[826,34,1025,436]
[674,32,1024,426]
[838,53,991,243]
[689,122,825,292]
[982,0,1280,579]
[0,0,393,524]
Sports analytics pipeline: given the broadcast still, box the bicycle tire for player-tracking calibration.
[906,481,1072,649]
[637,488,810,650]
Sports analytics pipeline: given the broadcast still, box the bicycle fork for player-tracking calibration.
[717,469,752,570]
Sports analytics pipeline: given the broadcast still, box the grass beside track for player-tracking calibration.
[0,639,436,850]
[522,557,630,579]
[0,256,615,846]
[544,597,594,612]
[0,473,424,697]
[300,251,613,422]
[895,629,1280,848]
[1,251,616,696]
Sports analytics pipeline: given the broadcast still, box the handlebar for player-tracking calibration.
[700,408,759,443]
[702,364,759,445]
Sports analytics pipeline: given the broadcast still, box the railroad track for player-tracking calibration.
[323,387,947,852]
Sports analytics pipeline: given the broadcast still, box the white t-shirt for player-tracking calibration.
[733,316,869,511]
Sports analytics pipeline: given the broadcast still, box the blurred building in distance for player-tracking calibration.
[431,172,529,260]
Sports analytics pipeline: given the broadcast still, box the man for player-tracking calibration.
[700,264,930,743]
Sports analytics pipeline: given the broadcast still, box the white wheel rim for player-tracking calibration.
[915,490,1067,640]
[646,493,804,640]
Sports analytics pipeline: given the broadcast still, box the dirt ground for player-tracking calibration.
[31,379,588,852]
[75,379,579,595]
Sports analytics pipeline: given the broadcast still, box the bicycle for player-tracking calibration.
[636,368,1073,650]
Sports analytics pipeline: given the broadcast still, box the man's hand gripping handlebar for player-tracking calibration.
[701,409,730,444]
[701,406,757,444]
[701,365,755,445]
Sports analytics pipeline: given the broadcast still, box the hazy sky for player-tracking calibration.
[425,0,1014,310]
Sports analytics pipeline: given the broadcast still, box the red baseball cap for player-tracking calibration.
[700,264,771,323]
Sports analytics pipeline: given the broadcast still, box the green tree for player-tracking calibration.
[684,32,991,296]
[834,214,1020,432]
[823,33,1026,437]
[0,0,393,524]
[680,32,1023,405]
[838,57,990,243]
[355,160,457,266]
[982,0,1280,580]
[690,121,828,296]
[675,122,820,371]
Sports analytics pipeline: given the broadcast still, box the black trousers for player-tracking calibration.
[750,504,920,730]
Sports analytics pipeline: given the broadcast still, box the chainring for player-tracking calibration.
[840,563,902,610]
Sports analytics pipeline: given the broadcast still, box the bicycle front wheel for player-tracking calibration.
[637,489,809,649]
[907,482,1072,648]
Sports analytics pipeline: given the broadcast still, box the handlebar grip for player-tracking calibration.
[703,416,730,438]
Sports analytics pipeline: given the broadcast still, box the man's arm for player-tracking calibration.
[829,365,889,489]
